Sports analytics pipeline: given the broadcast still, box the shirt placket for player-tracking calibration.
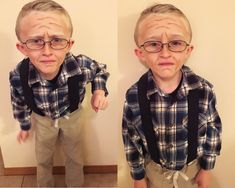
[165,100,177,169]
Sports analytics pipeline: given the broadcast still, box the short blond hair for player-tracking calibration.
[134,3,192,46]
[15,0,73,40]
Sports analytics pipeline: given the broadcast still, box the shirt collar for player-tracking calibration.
[146,65,203,99]
[28,53,82,86]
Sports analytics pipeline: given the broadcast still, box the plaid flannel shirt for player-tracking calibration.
[10,53,109,130]
[122,66,222,180]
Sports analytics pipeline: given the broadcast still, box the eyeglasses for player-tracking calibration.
[21,38,70,50]
[139,40,189,53]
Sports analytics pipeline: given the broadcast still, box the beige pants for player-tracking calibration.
[33,110,84,187]
[146,160,199,188]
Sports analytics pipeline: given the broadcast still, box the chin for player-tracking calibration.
[158,72,176,80]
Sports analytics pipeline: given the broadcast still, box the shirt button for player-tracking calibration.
[167,144,173,150]
[154,128,159,135]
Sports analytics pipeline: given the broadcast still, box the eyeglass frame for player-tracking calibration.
[139,40,190,53]
[20,38,71,50]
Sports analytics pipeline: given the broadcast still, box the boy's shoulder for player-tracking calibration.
[125,71,149,105]
[125,82,138,102]
[73,54,93,63]
[68,53,100,69]
[9,59,27,84]
[182,66,214,90]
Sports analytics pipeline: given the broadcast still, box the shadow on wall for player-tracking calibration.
[117,13,146,103]
[0,32,18,136]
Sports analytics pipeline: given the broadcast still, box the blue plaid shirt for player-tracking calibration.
[122,66,222,180]
[10,53,109,131]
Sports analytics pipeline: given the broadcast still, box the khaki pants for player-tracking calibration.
[146,160,199,188]
[33,110,84,187]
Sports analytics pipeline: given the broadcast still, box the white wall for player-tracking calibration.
[0,0,118,167]
[118,0,235,188]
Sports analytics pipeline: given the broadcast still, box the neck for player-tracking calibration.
[153,72,182,94]
[40,66,62,81]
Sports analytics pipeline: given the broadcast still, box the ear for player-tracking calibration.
[16,42,28,56]
[67,39,74,51]
[134,47,146,63]
[186,44,194,55]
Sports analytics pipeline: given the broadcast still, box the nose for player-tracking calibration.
[42,41,52,56]
[159,43,171,57]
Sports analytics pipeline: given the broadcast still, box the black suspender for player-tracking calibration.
[19,59,45,116]
[137,72,199,165]
[187,88,200,163]
[138,72,160,164]
[19,58,83,115]
[67,74,84,113]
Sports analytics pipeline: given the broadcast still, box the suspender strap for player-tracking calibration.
[138,72,160,164]
[68,74,84,112]
[19,58,83,115]
[19,58,45,116]
[187,89,199,163]
[137,72,199,165]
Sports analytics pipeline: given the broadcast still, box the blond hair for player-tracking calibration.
[15,0,73,40]
[134,3,192,46]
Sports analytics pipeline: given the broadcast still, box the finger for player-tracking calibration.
[99,99,108,110]
[91,101,99,112]
[95,98,106,111]
[17,134,22,144]
[21,134,27,142]
[92,100,100,112]
[94,107,99,113]
[93,95,101,108]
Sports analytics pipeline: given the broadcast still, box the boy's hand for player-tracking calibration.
[195,169,211,188]
[17,130,29,143]
[134,179,147,188]
[91,90,108,112]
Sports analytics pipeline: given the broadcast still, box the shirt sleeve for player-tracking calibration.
[199,90,222,170]
[122,101,146,180]
[9,71,32,130]
[81,55,109,96]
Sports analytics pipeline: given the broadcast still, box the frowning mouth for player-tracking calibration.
[40,60,56,64]
[158,62,174,66]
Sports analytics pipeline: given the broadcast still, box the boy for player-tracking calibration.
[122,3,221,188]
[9,0,109,187]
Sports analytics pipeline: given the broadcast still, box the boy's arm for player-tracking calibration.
[122,101,146,181]
[196,90,222,187]
[9,72,32,134]
[199,91,222,170]
[81,56,109,112]
[87,58,109,96]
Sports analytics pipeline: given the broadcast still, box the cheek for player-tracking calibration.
[54,51,68,64]
[145,54,158,66]
[26,53,40,63]
[178,55,189,65]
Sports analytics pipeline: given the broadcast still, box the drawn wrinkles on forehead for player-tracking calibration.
[145,18,186,31]
[37,23,63,29]
[31,17,64,30]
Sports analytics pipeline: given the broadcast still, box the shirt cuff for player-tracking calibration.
[20,121,31,131]
[199,155,216,170]
[91,82,108,96]
[130,165,146,180]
